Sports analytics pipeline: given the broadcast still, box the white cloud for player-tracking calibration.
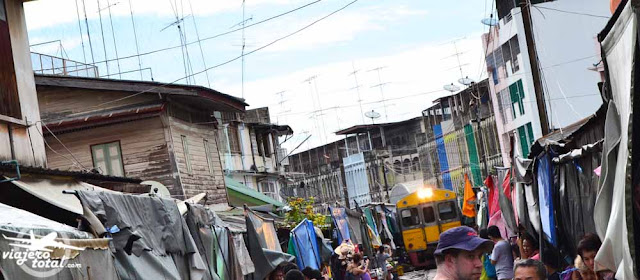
[218,35,486,150]
[247,4,428,53]
[23,0,304,30]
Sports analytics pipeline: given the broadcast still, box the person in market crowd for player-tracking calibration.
[487,226,514,280]
[572,255,597,280]
[269,263,286,280]
[346,253,370,280]
[375,245,392,280]
[333,241,356,280]
[540,248,562,280]
[286,269,306,280]
[478,229,497,280]
[513,259,547,280]
[576,234,616,280]
[302,267,324,280]
[432,226,494,280]
[282,262,300,275]
[517,234,539,261]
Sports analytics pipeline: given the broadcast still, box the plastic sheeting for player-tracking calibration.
[555,145,601,257]
[537,154,557,246]
[77,191,208,280]
[245,208,294,280]
[0,202,118,280]
[596,2,636,275]
[291,219,321,270]
[330,207,351,244]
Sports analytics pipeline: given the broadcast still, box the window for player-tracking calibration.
[204,139,214,174]
[502,42,512,77]
[260,181,277,200]
[394,160,402,174]
[518,122,536,157]
[401,208,420,228]
[441,100,451,121]
[423,206,436,224]
[509,80,525,118]
[256,132,271,157]
[438,201,458,221]
[486,52,498,85]
[227,124,241,154]
[403,159,411,174]
[497,89,513,124]
[91,141,124,176]
[412,157,420,172]
[181,135,192,173]
[509,36,521,72]
[0,0,21,119]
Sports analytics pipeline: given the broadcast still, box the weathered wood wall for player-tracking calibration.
[165,116,227,204]
[44,117,175,191]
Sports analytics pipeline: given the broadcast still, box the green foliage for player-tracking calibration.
[284,197,327,228]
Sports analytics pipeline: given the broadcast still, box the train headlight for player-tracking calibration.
[417,188,433,199]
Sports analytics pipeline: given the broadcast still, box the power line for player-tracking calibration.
[188,0,211,87]
[74,0,88,64]
[37,0,323,73]
[96,0,110,76]
[127,0,144,80]
[106,0,122,78]
[535,6,610,19]
[43,0,360,124]
[81,0,96,65]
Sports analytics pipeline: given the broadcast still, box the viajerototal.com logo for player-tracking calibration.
[2,230,84,278]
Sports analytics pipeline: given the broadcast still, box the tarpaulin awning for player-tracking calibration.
[537,154,557,246]
[594,0,636,276]
[0,202,119,280]
[6,176,114,215]
[225,177,284,208]
[329,207,351,244]
[245,207,294,280]
[291,219,321,270]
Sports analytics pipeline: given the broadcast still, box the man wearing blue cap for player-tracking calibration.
[432,226,494,280]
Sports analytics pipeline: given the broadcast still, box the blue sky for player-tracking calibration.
[25,0,491,150]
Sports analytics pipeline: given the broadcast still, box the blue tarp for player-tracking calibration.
[434,124,453,190]
[329,207,351,244]
[537,154,557,246]
[291,219,321,270]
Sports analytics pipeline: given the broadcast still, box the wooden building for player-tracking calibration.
[35,74,247,204]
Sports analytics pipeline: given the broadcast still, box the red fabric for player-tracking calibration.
[502,170,512,200]
[486,176,499,216]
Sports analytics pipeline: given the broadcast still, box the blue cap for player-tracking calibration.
[434,226,494,255]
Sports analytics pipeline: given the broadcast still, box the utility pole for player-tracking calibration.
[520,0,551,135]
[471,82,489,179]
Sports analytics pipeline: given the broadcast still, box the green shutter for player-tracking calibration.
[464,124,483,185]
[526,122,535,145]
[518,126,530,157]
[517,80,525,114]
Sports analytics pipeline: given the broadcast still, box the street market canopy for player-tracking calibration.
[225,176,285,208]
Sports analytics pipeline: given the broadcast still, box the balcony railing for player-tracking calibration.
[31,52,98,78]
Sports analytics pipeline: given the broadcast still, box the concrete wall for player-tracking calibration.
[483,0,609,164]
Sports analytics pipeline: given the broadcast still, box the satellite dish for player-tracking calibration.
[365,110,381,124]
[481,18,498,26]
[443,83,460,92]
[458,76,474,86]
[365,110,381,119]
[142,180,171,198]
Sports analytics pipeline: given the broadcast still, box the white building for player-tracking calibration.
[483,0,610,164]
[218,107,292,203]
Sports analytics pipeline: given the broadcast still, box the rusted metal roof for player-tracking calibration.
[0,162,142,183]
[43,103,165,133]
[335,116,422,135]
[35,74,248,112]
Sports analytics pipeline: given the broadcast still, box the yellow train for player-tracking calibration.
[396,187,461,267]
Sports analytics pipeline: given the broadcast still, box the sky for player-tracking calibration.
[24,0,492,152]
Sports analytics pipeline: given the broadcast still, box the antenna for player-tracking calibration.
[364,110,381,124]
[349,62,366,124]
[368,66,389,121]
